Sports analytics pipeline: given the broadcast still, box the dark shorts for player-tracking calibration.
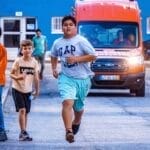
[12,88,31,113]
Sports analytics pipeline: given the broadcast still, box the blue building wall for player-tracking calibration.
[0,0,149,46]
[0,0,74,49]
[138,0,150,41]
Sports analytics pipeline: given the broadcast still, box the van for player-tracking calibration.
[75,0,145,96]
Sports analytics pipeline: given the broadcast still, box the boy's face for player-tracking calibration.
[21,45,33,57]
[62,19,77,38]
[36,31,41,37]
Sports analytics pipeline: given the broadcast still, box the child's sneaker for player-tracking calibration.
[19,130,32,141]
[65,130,74,143]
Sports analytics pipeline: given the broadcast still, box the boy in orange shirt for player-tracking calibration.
[0,27,8,141]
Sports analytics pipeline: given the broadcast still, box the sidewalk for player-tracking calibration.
[2,65,150,149]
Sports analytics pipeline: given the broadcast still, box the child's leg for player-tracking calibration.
[19,111,32,141]
[73,109,84,125]
[62,100,75,143]
[62,100,74,131]
[25,113,28,129]
[19,108,26,131]
[72,110,84,135]
[72,77,91,135]
[58,74,77,143]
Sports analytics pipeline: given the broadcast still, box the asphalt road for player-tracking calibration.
[1,62,150,150]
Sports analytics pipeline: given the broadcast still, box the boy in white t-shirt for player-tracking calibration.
[10,39,39,141]
[51,15,96,143]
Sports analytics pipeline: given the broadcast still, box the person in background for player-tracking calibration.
[32,29,47,80]
[127,33,136,46]
[113,30,128,46]
[0,27,8,141]
[10,40,39,141]
[50,15,96,143]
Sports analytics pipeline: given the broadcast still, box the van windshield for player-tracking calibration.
[78,21,139,48]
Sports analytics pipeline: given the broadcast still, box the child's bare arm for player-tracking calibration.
[51,56,59,78]
[33,71,40,97]
[10,69,25,80]
[66,54,96,64]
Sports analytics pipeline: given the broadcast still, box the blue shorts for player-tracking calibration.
[58,73,91,111]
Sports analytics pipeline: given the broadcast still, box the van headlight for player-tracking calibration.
[127,56,144,65]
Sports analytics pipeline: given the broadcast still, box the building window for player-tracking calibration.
[26,34,35,40]
[51,17,63,34]
[4,20,20,32]
[26,18,36,32]
[4,34,20,47]
[147,17,150,34]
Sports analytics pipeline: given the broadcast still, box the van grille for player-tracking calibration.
[91,58,128,72]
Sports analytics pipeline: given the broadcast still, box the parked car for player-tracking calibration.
[143,40,150,60]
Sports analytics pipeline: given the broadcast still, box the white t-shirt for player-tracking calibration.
[51,34,96,79]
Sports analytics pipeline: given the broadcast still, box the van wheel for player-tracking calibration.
[130,82,145,97]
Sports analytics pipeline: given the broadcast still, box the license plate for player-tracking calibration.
[99,75,120,80]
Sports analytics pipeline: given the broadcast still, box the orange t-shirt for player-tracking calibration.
[0,43,7,86]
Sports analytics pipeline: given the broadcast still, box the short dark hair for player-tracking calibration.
[20,39,33,48]
[117,30,123,36]
[62,15,77,26]
[35,28,41,32]
[0,27,1,36]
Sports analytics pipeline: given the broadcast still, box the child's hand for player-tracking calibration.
[66,56,77,64]
[17,74,26,80]
[32,90,39,98]
[52,69,59,78]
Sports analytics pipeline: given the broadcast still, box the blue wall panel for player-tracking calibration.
[138,0,150,41]
[0,0,74,48]
[0,0,150,46]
